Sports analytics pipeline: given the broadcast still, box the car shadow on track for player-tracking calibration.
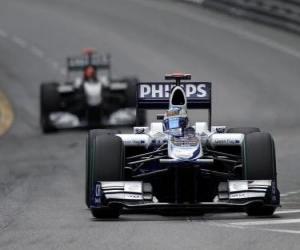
[89,213,282,222]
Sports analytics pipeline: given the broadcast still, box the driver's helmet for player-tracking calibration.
[163,107,188,136]
[84,66,97,81]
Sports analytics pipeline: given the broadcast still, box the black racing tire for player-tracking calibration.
[221,127,261,155]
[136,109,146,126]
[86,132,124,218]
[242,132,277,216]
[227,127,260,135]
[246,205,276,217]
[40,82,60,133]
[85,129,120,208]
[91,207,120,219]
[242,132,276,180]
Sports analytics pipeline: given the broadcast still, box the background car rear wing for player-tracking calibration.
[67,53,111,71]
[136,81,212,128]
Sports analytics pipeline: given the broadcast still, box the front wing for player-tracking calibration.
[90,180,280,214]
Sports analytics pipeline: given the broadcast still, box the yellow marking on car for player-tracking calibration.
[0,90,14,136]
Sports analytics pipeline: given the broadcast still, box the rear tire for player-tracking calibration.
[222,127,261,155]
[242,132,277,216]
[40,82,60,133]
[227,127,260,135]
[86,132,124,218]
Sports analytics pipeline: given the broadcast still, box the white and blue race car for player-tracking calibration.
[86,73,280,218]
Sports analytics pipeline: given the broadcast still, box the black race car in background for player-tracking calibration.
[40,49,145,133]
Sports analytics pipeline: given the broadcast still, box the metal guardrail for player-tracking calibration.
[182,0,300,34]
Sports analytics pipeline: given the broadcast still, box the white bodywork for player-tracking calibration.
[117,122,244,161]
[168,135,202,160]
[226,180,272,200]
[50,108,136,128]
[83,81,102,106]
[108,108,136,125]
[116,83,244,160]
[63,76,111,107]
[49,112,80,128]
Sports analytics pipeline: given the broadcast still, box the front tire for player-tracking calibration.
[86,131,124,218]
[91,207,120,219]
[246,205,276,217]
[85,129,120,207]
[242,132,278,216]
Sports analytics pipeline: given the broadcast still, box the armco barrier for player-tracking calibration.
[182,0,300,34]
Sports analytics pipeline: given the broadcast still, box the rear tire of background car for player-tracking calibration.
[125,78,146,126]
[227,127,260,135]
[87,132,124,218]
[40,82,60,133]
[242,132,277,216]
[85,129,120,208]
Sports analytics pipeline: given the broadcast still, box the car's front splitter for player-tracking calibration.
[90,180,280,214]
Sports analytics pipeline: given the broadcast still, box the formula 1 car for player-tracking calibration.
[86,73,280,218]
[40,49,145,133]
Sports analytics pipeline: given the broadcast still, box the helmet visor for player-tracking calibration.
[164,117,188,130]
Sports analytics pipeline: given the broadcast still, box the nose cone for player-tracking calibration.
[169,86,187,111]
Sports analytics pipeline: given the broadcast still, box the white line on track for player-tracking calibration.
[30,46,45,58]
[210,220,300,235]
[231,218,300,226]
[281,202,300,205]
[281,190,300,197]
[263,229,300,234]
[0,29,8,38]
[1,28,62,76]
[60,68,67,76]
[275,209,300,214]
[11,36,27,49]
[51,61,60,70]
[45,58,60,70]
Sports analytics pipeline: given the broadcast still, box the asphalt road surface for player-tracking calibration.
[0,0,300,249]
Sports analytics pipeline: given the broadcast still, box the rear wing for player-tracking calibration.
[136,81,212,128]
[67,54,111,71]
[137,82,211,109]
